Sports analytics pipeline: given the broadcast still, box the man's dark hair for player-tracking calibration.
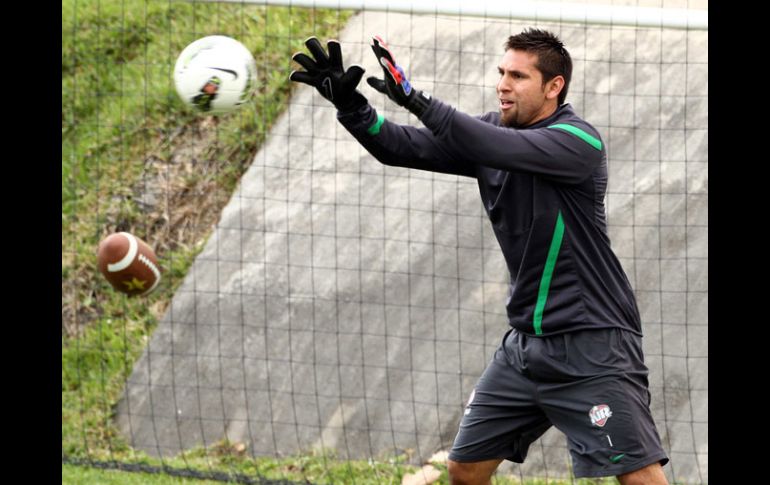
[505,29,572,105]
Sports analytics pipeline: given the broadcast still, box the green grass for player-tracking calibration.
[62,463,238,485]
[63,452,620,485]
[61,444,421,484]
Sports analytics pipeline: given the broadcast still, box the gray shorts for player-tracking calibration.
[449,327,669,478]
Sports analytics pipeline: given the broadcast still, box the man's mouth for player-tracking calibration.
[500,99,514,110]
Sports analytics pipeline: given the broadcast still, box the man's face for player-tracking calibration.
[496,49,558,128]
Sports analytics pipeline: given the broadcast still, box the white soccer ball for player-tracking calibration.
[173,35,257,115]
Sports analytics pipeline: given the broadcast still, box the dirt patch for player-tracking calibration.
[61,116,256,337]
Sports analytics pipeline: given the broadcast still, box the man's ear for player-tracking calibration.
[545,75,565,101]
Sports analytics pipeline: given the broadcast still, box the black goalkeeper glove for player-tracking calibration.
[366,35,432,118]
[290,37,367,113]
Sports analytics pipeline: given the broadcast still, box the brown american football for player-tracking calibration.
[96,232,161,296]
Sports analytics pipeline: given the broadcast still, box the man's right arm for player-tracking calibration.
[337,103,476,178]
[289,36,474,178]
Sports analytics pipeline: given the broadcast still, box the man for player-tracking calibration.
[290,29,669,485]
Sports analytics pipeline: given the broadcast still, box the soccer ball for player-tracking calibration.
[173,35,257,114]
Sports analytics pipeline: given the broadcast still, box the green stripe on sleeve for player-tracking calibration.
[548,123,602,150]
[367,113,385,135]
[533,211,565,335]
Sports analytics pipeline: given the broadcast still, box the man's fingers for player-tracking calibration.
[327,40,343,69]
[292,52,318,72]
[366,76,387,94]
[371,35,395,64]
[379,57,403,84]
[305,36,330,67]
[289,70,316,85]
[342,64,365,88]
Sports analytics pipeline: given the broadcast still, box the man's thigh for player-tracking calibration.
[537,330,669,478]
[449,332,552,464]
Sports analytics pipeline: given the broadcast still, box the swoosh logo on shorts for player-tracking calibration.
[610,454,625,463]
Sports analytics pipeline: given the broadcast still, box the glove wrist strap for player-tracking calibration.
[336,90,369,114]
[405,90,432,118]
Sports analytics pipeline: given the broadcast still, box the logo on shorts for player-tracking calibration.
[610,453,626,463]
[589,404,613,427]
[464,389,476,416]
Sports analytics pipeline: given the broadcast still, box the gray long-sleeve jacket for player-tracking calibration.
[337,99,642,337]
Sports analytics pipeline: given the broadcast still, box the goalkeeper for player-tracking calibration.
[291,29,669,485]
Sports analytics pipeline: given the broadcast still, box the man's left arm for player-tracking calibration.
[420,99,604,184]
[368,36,604,185]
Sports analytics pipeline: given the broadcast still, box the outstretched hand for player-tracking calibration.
[290,37,367,112]
[367,35,432,118]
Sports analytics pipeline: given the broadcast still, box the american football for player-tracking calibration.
[97,232,161,296]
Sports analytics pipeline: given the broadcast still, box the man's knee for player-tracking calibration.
[617,462,669,485]
[447,459,501,485]
[447,460,485,485]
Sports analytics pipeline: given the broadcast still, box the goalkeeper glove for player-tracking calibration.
[290,37,367,112]
[366,35,432,118]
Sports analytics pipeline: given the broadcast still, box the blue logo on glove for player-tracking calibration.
[395,65,412,96]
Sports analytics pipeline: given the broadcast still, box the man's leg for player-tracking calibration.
[447,458,502,485]
[536,329,669,480]
[617,462,669,485]
[448,330,551,484]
